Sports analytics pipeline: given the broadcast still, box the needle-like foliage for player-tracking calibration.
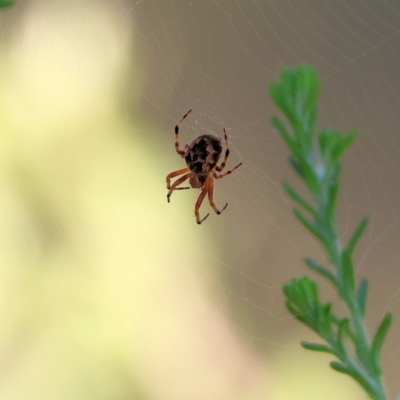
[270,66,392,400]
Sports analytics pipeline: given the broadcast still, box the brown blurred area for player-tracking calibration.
[0,1,399,399]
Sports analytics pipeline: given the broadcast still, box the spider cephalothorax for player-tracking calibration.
[166,109,242,224]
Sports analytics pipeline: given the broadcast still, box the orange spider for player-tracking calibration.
[166,109,242,224]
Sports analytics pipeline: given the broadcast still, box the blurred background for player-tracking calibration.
[0,1,399,399]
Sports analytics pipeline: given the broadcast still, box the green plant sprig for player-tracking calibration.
[269,65,392,400]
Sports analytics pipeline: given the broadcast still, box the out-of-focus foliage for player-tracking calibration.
[0,0,14,9]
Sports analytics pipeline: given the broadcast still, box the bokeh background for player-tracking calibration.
[0,1,399,399]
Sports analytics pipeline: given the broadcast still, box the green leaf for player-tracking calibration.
[341,249,356,293]
[340,217,368,293]
[331,361,380,397]
[318,129,357,168]
[283,277,334,335]
[301,341,334,354]
[337,318,350,356]
[331,129,358,164]
[330,361,351,375]
[288,156,304,179]
[330,361,367,387]
[283,183,315,216]
[293,209,326,245]
[357,278,369,317]
[346,217,369,256]
[284,299,302,319]
[270,66,320,135]
[283,277,317,306]
[285,301,313,328]
[371,313,392,373]
[271,116,297,155]
[325,167,340,224]
[294,66,319,134]
[269,81,296,127]
[318,129,340,155]
[304,257,338,286]
[318,303,334,338]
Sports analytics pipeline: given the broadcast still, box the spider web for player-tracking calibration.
[128,0,400,396]
[0,1,400,399]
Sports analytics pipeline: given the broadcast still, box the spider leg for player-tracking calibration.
[166,167,190,189]
[213,162,242,179]
[175,109,192,158]
[194,185,210,225]
[215,128,230,172]
[167,172,191,203]
[206,175,228,216]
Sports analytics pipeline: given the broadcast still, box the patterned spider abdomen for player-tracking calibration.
[184,134,222,174]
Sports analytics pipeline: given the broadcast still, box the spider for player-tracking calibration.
[166,109,242,224]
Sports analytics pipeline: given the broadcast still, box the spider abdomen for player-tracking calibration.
[184,134,222,174]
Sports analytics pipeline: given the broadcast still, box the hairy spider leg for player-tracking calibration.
[167,171,191,203]
[213,161,243,179]
[174,109,192,157]
[206,175,228,216]
[194,184,210,224]
[215,128,230,172]
[166,167,190,189]
[194,176,228,225]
